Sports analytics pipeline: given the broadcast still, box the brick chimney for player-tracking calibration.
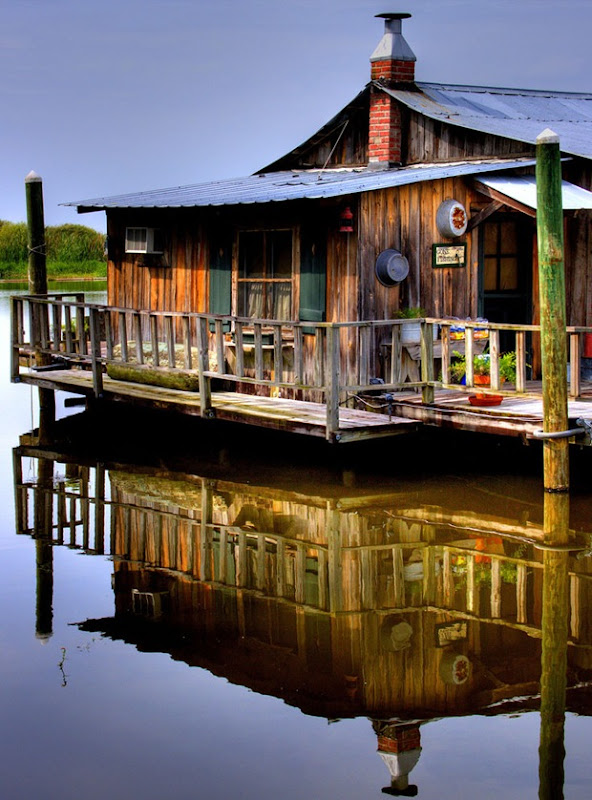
[369,13,416,167]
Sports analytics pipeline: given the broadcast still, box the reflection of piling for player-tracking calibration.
[538,493,570,800]
[34,458,55,641]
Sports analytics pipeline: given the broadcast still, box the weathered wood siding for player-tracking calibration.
[107,210,207,314]
[406,111,533,163]
[562,162,592,327]
[357,181,481,312]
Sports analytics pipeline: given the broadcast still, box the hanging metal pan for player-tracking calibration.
[375,249,409,286]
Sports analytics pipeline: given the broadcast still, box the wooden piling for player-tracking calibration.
[536,130,569,492]
[25,171,47,295]
[25,172,55,441]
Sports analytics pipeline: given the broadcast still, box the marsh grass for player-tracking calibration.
[0,220,106,279]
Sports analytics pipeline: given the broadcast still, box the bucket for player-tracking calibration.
[400,321,439,344]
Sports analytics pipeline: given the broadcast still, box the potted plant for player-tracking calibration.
[448,351,517,385]
[395,307,438,343]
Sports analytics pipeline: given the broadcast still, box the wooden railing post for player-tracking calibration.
[390,323,402,385]
[569,332,580,398]
[421,320,434,403]
[10,297,22,382]
[515,330,527,393]
[490,329,501,391]
[440,324,450,385]
[196,316,213,417]
[325,325,340,441]
[88,306,104,397]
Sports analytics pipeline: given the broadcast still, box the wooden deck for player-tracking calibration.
[10,294,592,445]
[391,384,592,441]
[18,367,592,444]
[18,369,417,443]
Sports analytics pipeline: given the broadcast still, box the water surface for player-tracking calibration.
[1,285,591,799]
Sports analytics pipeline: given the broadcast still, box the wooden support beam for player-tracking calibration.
[466,200,504,232]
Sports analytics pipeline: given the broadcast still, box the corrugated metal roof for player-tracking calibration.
[65,157,535,210]
[476,175,592,210]
[387,83,592,160]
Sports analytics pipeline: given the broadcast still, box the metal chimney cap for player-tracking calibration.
[371,11,416,63]
[375,13,412,20]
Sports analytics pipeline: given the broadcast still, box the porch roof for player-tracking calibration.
[475,175,592,211]
[65,157,535,212]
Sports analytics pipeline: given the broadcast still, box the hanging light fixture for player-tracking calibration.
[339,206,354,233]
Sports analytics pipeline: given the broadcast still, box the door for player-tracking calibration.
[479,214,533,351]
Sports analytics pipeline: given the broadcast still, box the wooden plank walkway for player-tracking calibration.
[18,369,417,443]
[391,385,592,440]
[18,368,592,444]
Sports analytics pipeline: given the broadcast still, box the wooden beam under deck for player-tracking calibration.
[17,369,417,443]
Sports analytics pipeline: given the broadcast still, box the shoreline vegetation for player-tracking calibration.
[0,220,107,281]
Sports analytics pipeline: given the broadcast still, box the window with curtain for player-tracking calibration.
[237,230,293,320]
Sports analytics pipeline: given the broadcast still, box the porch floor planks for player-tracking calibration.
[389,385,592,438]
[17,369,415,440]
[17,369,592,442]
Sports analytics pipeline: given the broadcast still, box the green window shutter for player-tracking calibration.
[299,227,327,332]
[209,230,232,331]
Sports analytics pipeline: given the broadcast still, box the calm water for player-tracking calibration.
[1,284,592,799]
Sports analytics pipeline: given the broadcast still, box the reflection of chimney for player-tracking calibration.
[369,13,416,168]
[374,721,421,796]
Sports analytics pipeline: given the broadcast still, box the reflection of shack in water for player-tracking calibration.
[14,447,592,793]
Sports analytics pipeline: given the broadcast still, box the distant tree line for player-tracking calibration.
[0,220,106,278]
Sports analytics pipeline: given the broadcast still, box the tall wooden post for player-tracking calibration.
[536,131,571,798]
[25,171,47,295]
[25,171,55,442]
[536,129,569,492]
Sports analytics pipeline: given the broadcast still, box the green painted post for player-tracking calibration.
[25,171,47,295]
[536,130,569,492]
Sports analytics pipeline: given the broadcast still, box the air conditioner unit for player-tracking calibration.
[125,227,164,254]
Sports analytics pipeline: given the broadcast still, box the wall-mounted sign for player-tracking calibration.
[435,621,468,648]
[432,243,467,268]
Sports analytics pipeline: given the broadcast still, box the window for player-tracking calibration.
[237,230,294,320]
[483,220,519,292]
[125,227,164,254]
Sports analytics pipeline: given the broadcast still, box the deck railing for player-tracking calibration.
[10,294,592,439]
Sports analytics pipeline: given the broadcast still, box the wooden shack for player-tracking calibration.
[66,12,592,387]
[12,11,592,445]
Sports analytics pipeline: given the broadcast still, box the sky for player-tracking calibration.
[1,0,591,233]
